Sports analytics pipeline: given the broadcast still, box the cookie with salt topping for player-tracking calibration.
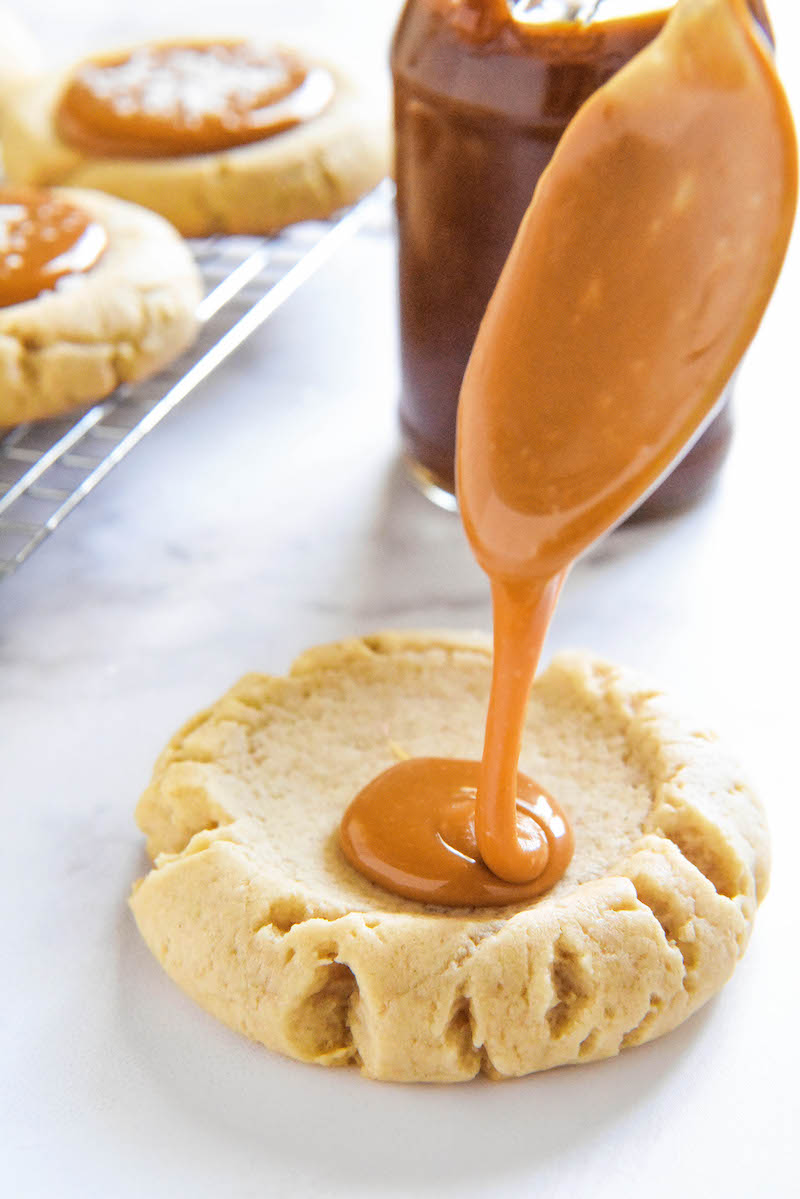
[2,40,388,236]
[0,186,200,425]
[130,632,769,1083]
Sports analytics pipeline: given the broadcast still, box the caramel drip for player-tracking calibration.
[476,573,567,882]
[55,41,335,160]
[341,0,796,906]
[0,188,107,308]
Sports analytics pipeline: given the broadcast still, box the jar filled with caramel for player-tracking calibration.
[392,0,772,517]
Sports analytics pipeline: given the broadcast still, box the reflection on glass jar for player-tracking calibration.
[392,0,771,516]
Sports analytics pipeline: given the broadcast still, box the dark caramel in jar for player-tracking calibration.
[392,0,771,516]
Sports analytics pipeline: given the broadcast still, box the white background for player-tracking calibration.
[1,2,798,1196]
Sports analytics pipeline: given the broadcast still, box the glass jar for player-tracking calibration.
[392,0,771,517]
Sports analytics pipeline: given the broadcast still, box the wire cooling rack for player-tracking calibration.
[0,180,392,580]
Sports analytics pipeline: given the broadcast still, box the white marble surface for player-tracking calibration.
[2,2,799,1197]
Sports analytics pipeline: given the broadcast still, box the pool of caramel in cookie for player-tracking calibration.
[340,757,573,905]
[55,41,335,159]
[0,187,106,307]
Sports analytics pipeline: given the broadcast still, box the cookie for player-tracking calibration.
[131,632,769,1083]
[0,186,201,425]
[1,41,388,236]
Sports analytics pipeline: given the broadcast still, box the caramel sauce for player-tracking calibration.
[340,758,573,905]
[0,187,107,308]
[393,0,772,513]
[55,41,335,160]
[340,0,796,906]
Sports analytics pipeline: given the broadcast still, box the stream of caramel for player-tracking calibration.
[340,0,797,904]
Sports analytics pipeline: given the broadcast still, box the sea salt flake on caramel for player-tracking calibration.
[55,41,335,159]
[0,188,107,307]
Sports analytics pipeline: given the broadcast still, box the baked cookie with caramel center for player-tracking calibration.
[2,39,387,236]
[131,632,768,1083]
[0,185,200,425]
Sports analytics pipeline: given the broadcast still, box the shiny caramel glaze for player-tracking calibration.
[340,758,573,905]
[55,41,335,160]
[0,187,107,307]
[341,0,796,906]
